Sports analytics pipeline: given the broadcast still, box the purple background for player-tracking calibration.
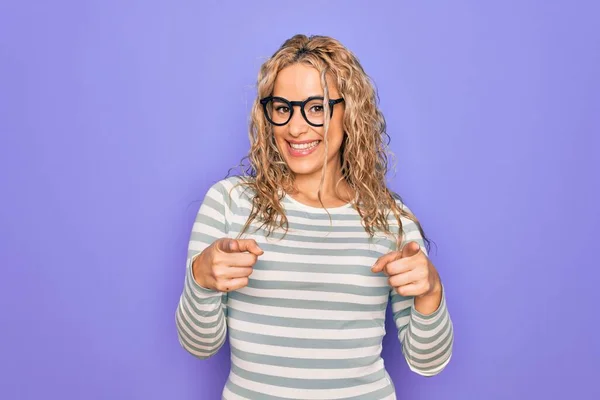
[1,1,599,399]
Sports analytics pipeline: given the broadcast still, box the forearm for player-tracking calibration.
[175,255,227,359]
[413,279,443,315]
[400,286,454,376]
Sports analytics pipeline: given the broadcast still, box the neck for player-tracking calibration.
[291,159,354,206]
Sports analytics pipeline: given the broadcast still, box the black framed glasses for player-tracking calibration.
[260,96,344,127]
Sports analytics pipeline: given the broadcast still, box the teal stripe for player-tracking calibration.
[177,306,224,339]
[255,260,379,275]
[225,380,288,400]
[229,220,371,234]
[248,229,392,246]
[227,308,384,330]
[406,333,453,363]
[406,317,452,345]
[406,320,453,347]
[184,279,221,304]
[246,279,390,297]
[176,310,226,345]
[344,384,396,400]
[181,295,222,320]
[177,323,225,351]
[255,241,382,258]
[409,310,447,331]
[199,194,226,220]
[194,213,226,233]
[230,362,386,390]
[231,346,381,369]
[229,291,387,312]
[228,328,383,349]
[180,302,222,330]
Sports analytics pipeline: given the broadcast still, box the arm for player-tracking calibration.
[390,210,454,376]
[175,182,231,359]
[390,282,453,376]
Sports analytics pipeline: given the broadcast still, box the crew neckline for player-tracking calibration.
[283,192,355,212]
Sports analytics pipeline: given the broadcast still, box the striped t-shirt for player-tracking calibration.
[176,177,453,400]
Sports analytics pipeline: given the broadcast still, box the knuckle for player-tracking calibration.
[213,267,225,279]
[212,252,223,264]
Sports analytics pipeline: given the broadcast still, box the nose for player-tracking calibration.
[288,107,308,137]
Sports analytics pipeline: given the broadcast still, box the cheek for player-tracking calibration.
[324,126,345,148]
[272,127,285,138]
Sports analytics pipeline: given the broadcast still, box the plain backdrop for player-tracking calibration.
[1,1,599,399]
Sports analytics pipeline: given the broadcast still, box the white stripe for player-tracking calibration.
[231,353,384,380]
[258,237,392,254]
[239,286,388,305]
[407,333,453,362]
[260,252,379,267]
[222,385,251,400]
[176,310,226,348]
[410,298,446,324]
[227,298,384,321]
[249,269,387,288]
[391,299,413,314]
[228,318,384,340]
[228,371,391,400]
[283,215,382,227]
[179,300,223,336]
[394,316,410,330]
[409,313,450,339]
[184,282,222,309]
[229,337,381,360]
[407,321,453,351]
[181,295,220,324]
[177,337,217,358]
[190,223,226,242]
[407,352,452,375]
[230,215,383,239]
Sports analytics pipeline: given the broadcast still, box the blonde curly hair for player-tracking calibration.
[229,34,429,250]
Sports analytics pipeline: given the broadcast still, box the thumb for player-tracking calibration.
[236,239,264,256]
[401,241,421,258]
[217,238,239,253]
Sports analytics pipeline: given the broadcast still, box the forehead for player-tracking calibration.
[272,63,339,99]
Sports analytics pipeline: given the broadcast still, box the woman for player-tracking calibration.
[176,34,453,399]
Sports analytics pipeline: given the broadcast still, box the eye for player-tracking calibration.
[275,106,290,114]
[309,105,324,113]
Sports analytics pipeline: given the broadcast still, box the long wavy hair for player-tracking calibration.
[229,34,429,251]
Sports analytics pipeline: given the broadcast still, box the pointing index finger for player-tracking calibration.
[371,251,401,274]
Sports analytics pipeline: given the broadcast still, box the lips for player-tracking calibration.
[287,140,321,157]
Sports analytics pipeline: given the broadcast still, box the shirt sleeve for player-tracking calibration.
[389,204,454,376]
[175,180,233,359]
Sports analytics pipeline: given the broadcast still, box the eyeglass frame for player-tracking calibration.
[259,95,345,127]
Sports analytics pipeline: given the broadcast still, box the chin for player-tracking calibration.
[286,162,323,177]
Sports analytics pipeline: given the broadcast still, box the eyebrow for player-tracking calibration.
[271,94,325,100]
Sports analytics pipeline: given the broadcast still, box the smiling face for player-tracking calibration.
[270,63,345,181]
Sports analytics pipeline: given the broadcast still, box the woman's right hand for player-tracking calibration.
[192,238,264,292]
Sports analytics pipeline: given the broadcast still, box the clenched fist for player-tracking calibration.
[192,238,264,292]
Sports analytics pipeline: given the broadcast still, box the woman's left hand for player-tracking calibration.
[371,241,443,314]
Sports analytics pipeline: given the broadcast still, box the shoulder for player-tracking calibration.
[205,175,256,207]
[389,190,417,220]
[389,190,429,253]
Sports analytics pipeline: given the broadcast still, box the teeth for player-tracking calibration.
[290,141,319,150]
